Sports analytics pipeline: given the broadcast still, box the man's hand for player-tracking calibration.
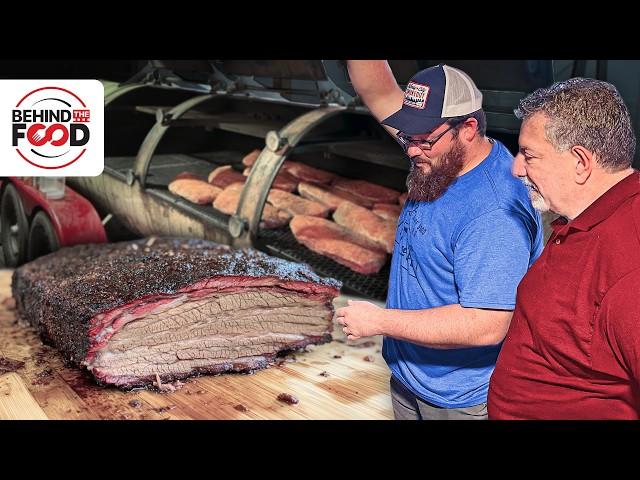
[335,300,385,340]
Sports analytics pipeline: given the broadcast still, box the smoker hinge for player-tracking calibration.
[229,215,249,238]
[266,130,288,152]
[125,169,137,186]
[155,108,173,126]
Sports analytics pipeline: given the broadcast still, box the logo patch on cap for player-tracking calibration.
[403,81,430,109]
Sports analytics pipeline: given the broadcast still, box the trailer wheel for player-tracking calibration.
[27,211,60,261]
[1,184,29,267]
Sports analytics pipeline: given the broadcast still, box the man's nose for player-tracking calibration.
[407,144,424,157]
[512,153,526,178]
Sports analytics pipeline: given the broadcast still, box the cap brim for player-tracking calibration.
[381,108,447,135]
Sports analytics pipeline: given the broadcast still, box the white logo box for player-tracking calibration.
[0,79,104,176]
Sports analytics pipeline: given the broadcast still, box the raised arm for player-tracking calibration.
[346,60,405,137]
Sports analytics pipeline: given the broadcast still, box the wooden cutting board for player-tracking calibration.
[0,269,393,420]
[0,373,48,420]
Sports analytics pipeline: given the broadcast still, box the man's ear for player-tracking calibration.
[571,145,594,185]
[462,118,478,142]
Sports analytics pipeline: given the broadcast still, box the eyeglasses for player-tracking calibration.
[396,120,463,153]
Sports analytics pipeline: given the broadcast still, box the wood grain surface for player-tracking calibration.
[0,269,393,420]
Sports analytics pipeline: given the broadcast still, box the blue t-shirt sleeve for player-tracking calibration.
[453,208,533,309]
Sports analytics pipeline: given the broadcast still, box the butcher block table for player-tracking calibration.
[0,269,393,420]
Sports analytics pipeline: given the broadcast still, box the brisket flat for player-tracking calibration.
[267,189,330,218]
[243,166,298,193]
[241,149,262,167]
[289,215,387,275]
[207,165,246,189]
[333,202,396,254]
[213,183,290,229]
[331,178,401,205]
[168,179,222,205]
[13,238,341,389]
[174,171,205,181]
[297,182,373,211]
[372,203,402,223]
[284,161,336,185]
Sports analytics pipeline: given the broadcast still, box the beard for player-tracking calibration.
[406,139,465,202]
[521,177,550,212]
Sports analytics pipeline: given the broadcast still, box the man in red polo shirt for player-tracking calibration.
[488,78,640,419]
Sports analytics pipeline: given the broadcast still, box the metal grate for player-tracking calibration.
[257,227,390,301]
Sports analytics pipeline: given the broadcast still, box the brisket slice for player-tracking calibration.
[168,179,222,205]
[331,178,401,205]
[12,238,341,389]
[289,215,387,275]
[213,183,290,229]
[333,202,396,254]
[207,165,246,189]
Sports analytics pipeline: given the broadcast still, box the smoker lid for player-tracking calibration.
[139,59,554,122]
[141,60,360,106]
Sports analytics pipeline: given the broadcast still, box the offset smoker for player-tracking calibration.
[69,60,555,301]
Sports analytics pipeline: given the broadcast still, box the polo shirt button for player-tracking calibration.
[555,238,561,244]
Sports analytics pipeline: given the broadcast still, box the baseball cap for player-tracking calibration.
[381,64,483,135]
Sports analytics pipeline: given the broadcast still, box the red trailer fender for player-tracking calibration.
[2,178,107,247]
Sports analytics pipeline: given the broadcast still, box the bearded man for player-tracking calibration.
[337,61,543,420]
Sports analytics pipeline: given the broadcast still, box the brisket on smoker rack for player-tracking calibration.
[289,215,387,275]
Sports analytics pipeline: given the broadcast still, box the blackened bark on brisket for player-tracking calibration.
[13,238,341,389]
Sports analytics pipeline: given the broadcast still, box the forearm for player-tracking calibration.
[346,60,404,122]
[377,304,513,349]
[347,60,398,95]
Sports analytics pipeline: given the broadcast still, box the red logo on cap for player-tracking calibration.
[403,81,430,110]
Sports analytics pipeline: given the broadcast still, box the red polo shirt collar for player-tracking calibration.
[551,170,640,235]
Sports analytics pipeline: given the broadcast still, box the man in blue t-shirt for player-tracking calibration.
[337,61,543,419]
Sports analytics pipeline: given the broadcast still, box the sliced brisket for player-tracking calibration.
[12,238,341,389]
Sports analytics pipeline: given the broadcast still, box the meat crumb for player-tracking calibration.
[363,355,375,362]
[319,371,330,377]
[156,404,177,413]
[0,356,25,375]
[153,373,175,392]
[128,399,142,408]
[332,355,342,359]
[277,393,299,405]
[234,404,249,412]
